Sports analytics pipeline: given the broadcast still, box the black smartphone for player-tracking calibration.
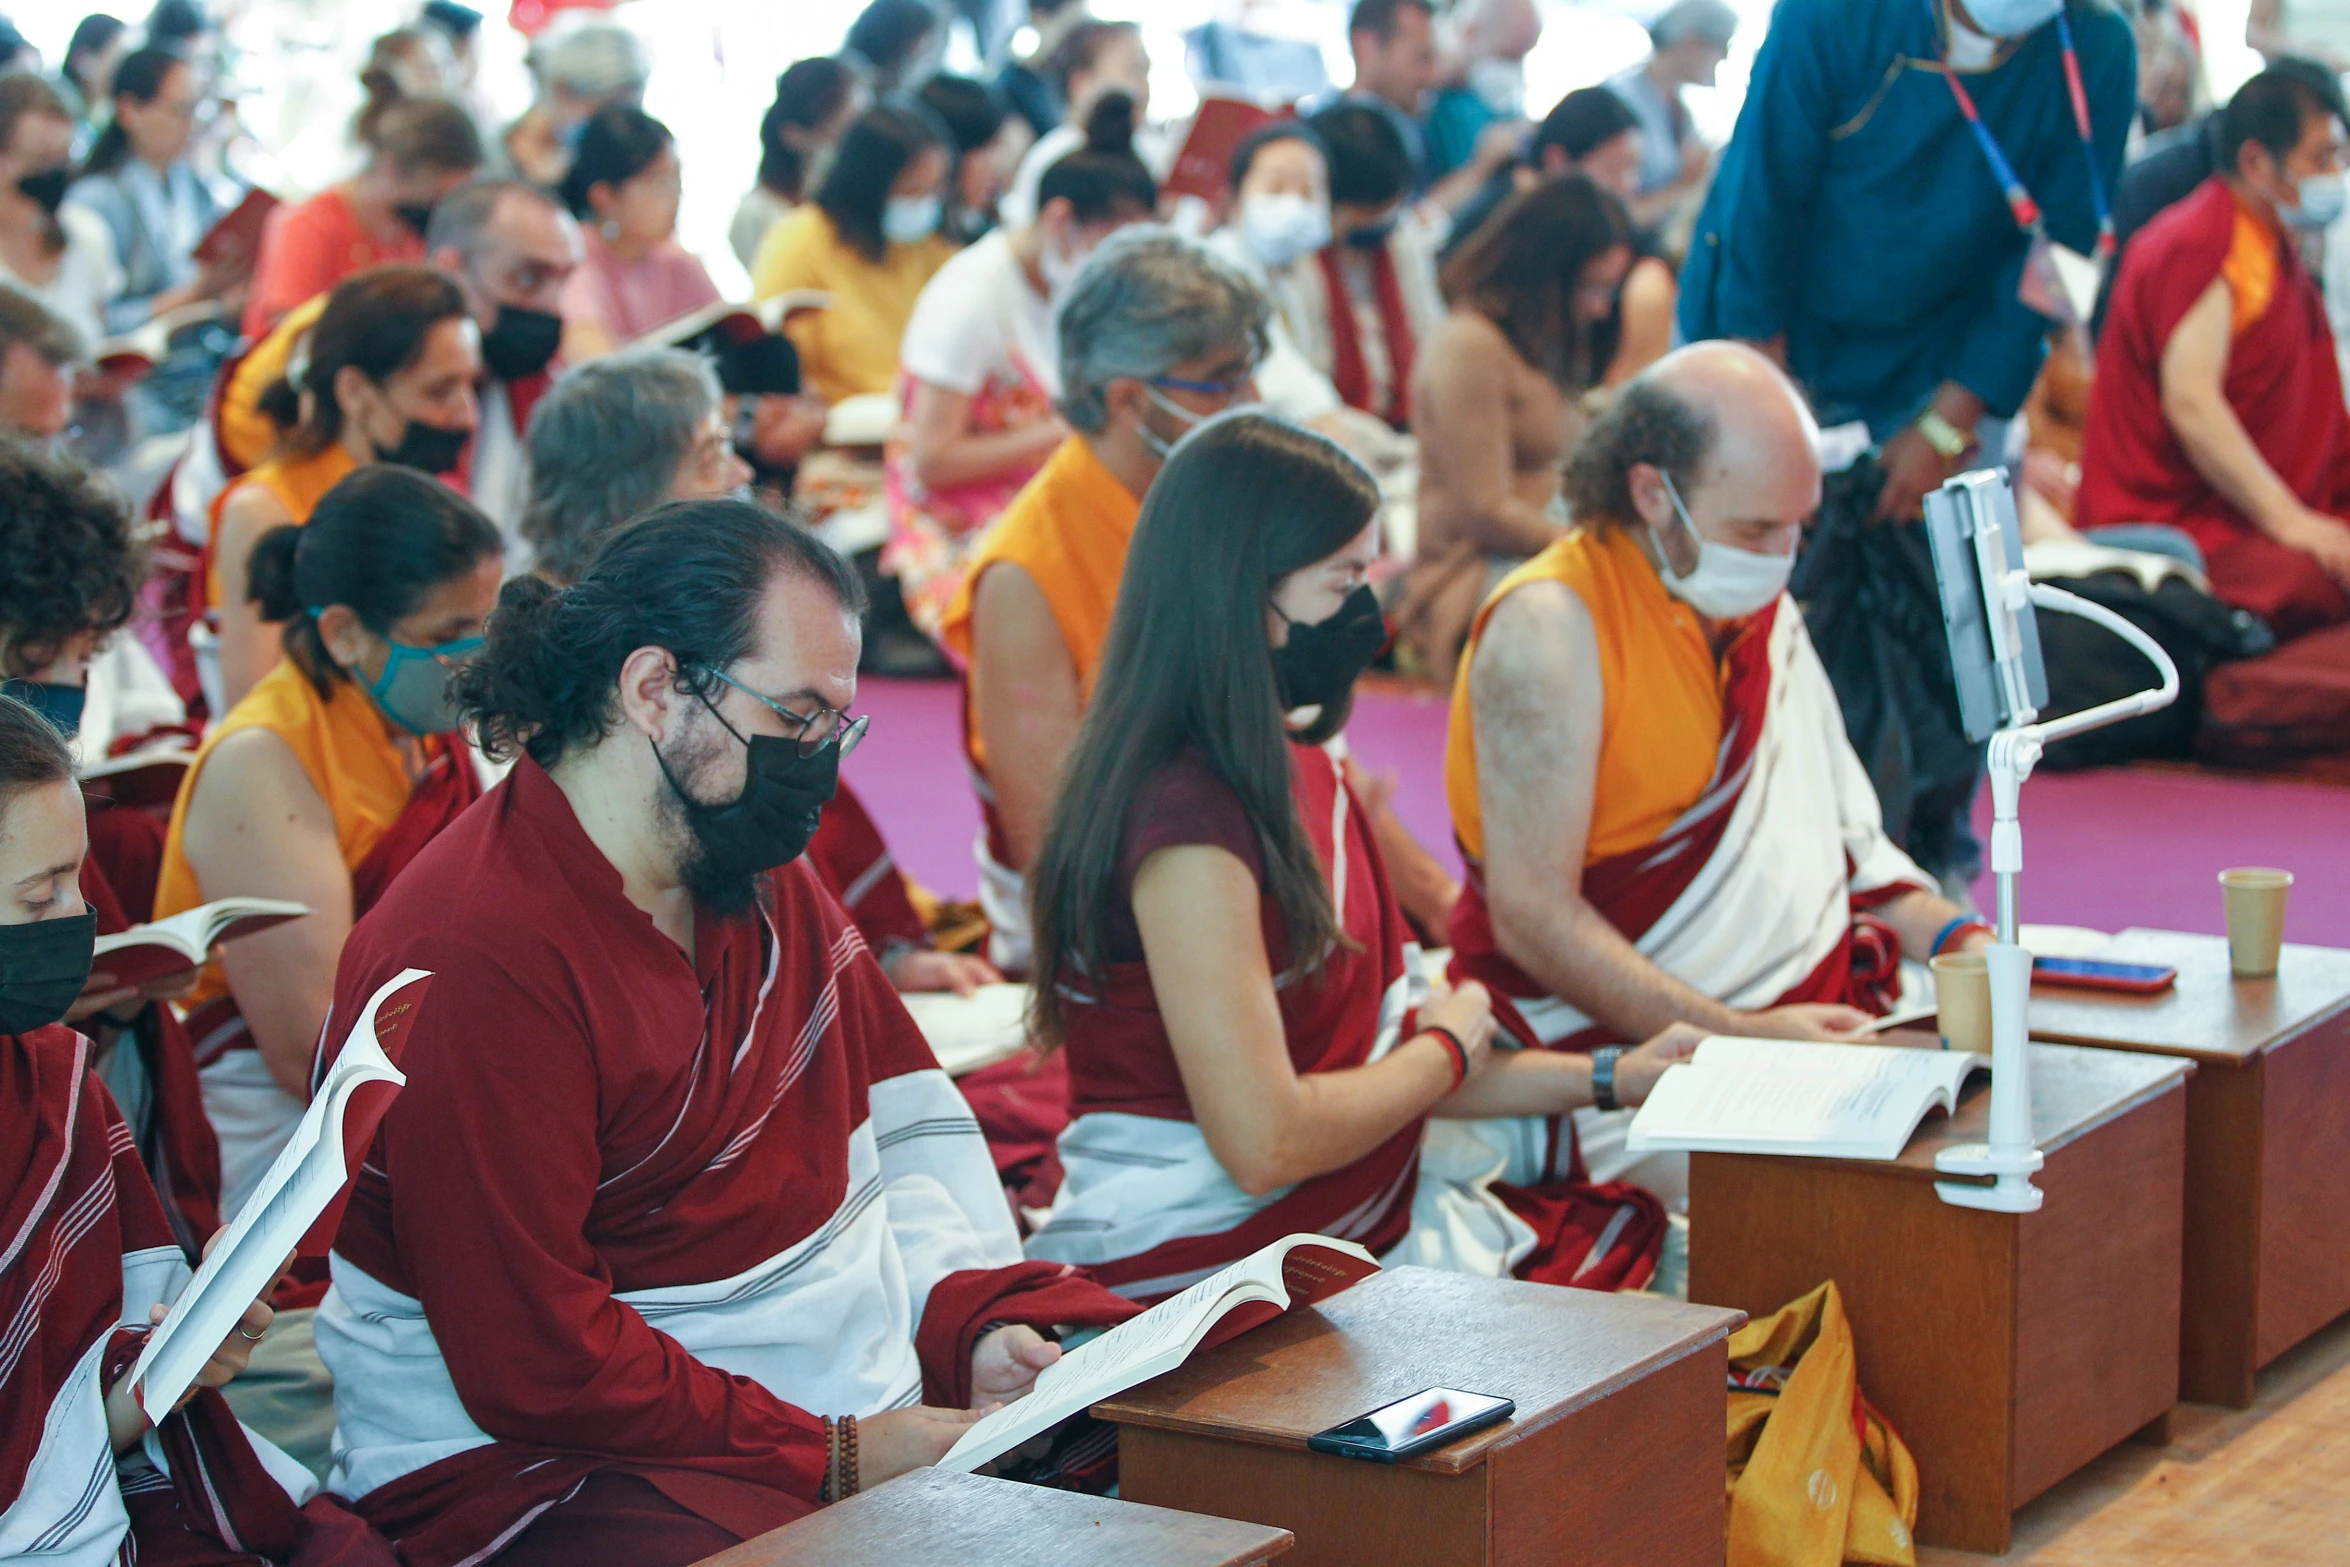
[1306,1387,1515,1463]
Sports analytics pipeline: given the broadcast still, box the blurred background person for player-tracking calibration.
[1606,0,1736,231]
[889,91,1156,639]
[1394,175,1632,680]
[0,285,77,442]
[1000,18,1153,229]
[503,17,649,188]
[732,56,865,272]
[844,0,949,94]
[753,98,955,405]
[920,72,1024,242]
[54,12,128,141]
[0,75,116,358]
[556,103,717,360]
[1423,0,1541,184]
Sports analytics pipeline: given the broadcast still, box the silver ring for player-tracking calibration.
[236,1326,266,1342]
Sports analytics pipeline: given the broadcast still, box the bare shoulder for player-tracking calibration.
[970,560,1074,668]
[1473,578,1598,704]
[190,725,324,825]
[216,477,294,542]
[1426,307,1515,370]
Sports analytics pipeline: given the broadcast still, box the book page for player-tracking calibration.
[896,983,1032,1077]
[128,969,424,1420]
[937,1235,1376,1473]
[1628,1038,1980,1157]
[93,898,309,984]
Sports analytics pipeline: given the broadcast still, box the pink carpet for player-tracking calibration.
[844,676,2350,947]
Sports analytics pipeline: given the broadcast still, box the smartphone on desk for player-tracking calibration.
[2032,956,2178,995]
[1306,1388,1515,1464]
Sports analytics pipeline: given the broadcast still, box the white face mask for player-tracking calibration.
[2283,170,2348,232]
[1654,473,1795,620]
[881,193,942,244]
[1465,57,1526,117]
[1239,191,1333,271]
[1039,234,1089,300]
[1957,0,2064,39]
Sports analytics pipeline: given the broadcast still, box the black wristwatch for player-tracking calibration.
[1590,1046,1628,1112]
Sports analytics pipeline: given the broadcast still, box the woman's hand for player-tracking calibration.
[971,1323,1061,1405]
[66,969,142,1024]
[857,1405,988,1488]
[1743,1002,1874,1041]
[1614,1023,1708,1108]
[885,947,1002,997]
[101,1283,273,1453]
[1418,978,1497,1077]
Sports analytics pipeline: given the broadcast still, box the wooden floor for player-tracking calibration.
[1919,1311,2350,1564]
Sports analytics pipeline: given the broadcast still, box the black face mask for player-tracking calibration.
[1343,214,1399,250]
[0,679,86,740]
[479,305,563,382]
[377,416,472,476]
[394,202,437,240]
[1272,584,1389,712]
[653,696,843,907]
[16,166,69,216]
[0,912,97,1036]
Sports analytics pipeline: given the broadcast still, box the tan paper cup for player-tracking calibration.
[2220,867,2293,978]
[1932,951,1992,1054]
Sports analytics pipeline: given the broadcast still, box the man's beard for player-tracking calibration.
[656,722,764,918]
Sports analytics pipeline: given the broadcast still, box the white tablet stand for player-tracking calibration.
[1921,471,2180,1213]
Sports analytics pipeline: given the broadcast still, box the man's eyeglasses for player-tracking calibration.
[1150,371,1254,400]
[704,668,869,758]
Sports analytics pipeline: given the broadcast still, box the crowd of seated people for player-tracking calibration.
[11,0,2350,1562]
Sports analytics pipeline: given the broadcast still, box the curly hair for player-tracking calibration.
[1560,375,1716,532]
[0,440,144,678]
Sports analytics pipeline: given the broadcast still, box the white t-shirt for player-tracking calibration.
[899,228,1062,401]
[0,205,122,355]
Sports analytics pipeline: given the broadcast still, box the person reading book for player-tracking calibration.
[1444,342,1993,1198]
[0,692,389,1567]
[1022,411,1701,1300]
[311,500,1135,1567]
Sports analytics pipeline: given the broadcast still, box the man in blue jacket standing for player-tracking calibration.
[1678,0,2132,890]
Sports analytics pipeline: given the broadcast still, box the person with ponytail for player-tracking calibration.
[998,19,1156,230]
[732,57,865,270]
[152,467,501,1477]
[1023,411,1699,1299]
[210,264,481,709]
[752,98,957,404]
[555,103,719,359]
[240,69,480,338]
[887,89,1156,639]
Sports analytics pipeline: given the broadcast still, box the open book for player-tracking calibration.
[191,187,280,265]
[92,898,309,989]
[79,736,198,809]
[1625,1036,1987,1162]
[642,289,832,350]
[939,1233,1379,1474]
[898,982,1033,1077]
[129,969,430,1421]
[92,299,231,372]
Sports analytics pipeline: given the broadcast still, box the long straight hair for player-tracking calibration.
[1029,413,1382,1047]
[1439,173,1630,393]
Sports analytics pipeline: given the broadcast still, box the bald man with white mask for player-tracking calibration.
[1440,344,1992,1198]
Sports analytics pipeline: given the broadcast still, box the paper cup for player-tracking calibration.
[2220,868,2292,978]
[1932,951,1992,1054]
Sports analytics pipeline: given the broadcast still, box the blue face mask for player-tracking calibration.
[365,635,484,736]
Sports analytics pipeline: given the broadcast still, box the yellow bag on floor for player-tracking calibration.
[1725,1281,1918,1567]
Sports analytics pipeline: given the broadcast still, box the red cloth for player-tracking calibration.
[0,1025,382,1564]
[805,779,930,954]
[1316,243,1419,429]
[2078,177,2350,639]
[1057,742,1423,1298]
[955,1048,1071,1212]
[915,1261,1142,1408]
[84,802,167,927]
[80,856,223,1253]
[325,757,1109,1565]
[1496,1178,1666,1293]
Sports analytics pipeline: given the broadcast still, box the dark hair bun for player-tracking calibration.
[246,524,307,619]
[1083,88,1136,156]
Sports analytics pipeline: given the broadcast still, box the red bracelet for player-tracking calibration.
[1421,1025,1470,1090]
[1933,918,1993,956]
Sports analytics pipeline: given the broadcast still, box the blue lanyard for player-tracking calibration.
[1925,1,2116,257]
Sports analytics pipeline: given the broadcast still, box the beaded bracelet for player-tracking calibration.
[1421,1025,1471,1090]
[820,1414,862,1502]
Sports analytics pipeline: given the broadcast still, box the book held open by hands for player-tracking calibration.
[897,982,1034,1078]
[129,969,429,1421]
[90,898,310,989]
[1625,1036,1988,1162]
[938,1233,1380,1474]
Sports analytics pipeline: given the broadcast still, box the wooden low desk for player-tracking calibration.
[2028,928,2350,1408]
[693,1467,1293,1567]
[1687,1041,2190,1554]
[1095,1264,1743,1567]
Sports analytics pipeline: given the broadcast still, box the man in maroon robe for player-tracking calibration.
[313,500,1135,1567]
[2078,67,2350,640]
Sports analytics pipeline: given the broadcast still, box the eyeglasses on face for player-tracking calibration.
[703,666,869,758]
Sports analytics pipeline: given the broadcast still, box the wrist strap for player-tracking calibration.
[1421,1025,1470,1090]
[1932,916,1991,956]
[1589,1045,1627,1113]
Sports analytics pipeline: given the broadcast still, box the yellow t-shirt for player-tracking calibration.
[1446,524,1734,866]
[751,205,954,404]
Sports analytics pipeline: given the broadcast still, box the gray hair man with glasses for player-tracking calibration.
[940,224,1270,971]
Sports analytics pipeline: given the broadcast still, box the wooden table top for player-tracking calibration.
[1093,1265,1743,1475]
[2027,929,2350,1066]
[693,1468,1294,1567]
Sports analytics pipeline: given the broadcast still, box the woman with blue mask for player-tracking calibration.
[751,98,957,405]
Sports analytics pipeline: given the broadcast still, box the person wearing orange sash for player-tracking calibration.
[937,228,1267,973]
[156,468,503,1477]
[1446,343,1989,1202]
[1023,412,1698,1299]
[208,267,482,711]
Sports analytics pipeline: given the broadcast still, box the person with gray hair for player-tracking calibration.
[1606,0,1738,208]
[937,224,1269,971]
[504,18,650,186]
[520,346,748,583]
[0,283,80,441]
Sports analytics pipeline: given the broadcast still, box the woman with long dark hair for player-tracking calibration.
[1024,412,1697,1297]
[750,98,954,403]
[1393,173,1633,679]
